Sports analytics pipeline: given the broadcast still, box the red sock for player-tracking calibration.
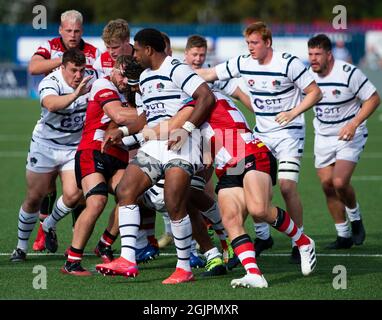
[231,234,262,275]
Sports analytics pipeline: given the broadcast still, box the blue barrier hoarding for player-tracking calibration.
[0,66,28,98]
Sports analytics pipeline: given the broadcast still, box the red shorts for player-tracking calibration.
[75,149,128,189]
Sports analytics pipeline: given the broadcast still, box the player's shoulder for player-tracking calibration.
[334,59,357,74]
[41,69,62,84]
[92,77,115,91]
[83,40,99,55]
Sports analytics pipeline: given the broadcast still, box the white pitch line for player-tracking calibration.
[352,176,382,181]
[1,252,382,257]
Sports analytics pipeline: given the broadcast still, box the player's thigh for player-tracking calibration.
[217,188,246,226]
[164,165,191,209]
[333,160,357,186]
[108,168,126,194]
[25,169,57,201]
[243,170,273,219]
[316,165,335,186]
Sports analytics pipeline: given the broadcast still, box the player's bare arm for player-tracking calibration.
[28,55,63,75]
[275,81,322,126]
[42,75,92,112]
[195,67,219,82]
[168,83,215,150]
[339,91,380,141]
[101,112,146,152]
[231,87,252,110]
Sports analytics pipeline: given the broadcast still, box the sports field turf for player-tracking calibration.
[0,93,381,300]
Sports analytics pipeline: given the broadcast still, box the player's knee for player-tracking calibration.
[332,177,348,192]
[247,204,268,220]
[85,194,108,214]
[221,210,240,228]
[279,179,298,198]
[62,190,82,208]
[320,179,335,195]
[116,182,137,204]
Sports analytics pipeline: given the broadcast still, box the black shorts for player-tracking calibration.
[215,152,277,193]
[75,149,128,189]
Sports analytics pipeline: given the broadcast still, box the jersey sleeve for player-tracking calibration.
[33,40,51,60]
[170,63,205,97]
[135,93,145,116]
[38,75,60,103]
[91,80,121,107]
[286,57,314,91]
[215,56,241,81]
[213,79,239,96]
[349,68,377,102]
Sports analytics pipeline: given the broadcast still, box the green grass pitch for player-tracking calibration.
[0,96,381,300]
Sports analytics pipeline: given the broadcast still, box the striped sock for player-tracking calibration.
[171,215,192,272]
[17,207,39,252]
[67,246,83,263]
[119,205,140,263]
[43,196,73,231]
[254,222,270,240]
[201,202,229,247]
[271,207,310,247]
[231,234,262,275]
[99,229,117,246]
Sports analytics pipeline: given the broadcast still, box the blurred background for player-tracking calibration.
[0,0,382,99]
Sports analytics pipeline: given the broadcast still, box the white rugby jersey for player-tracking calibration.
[33,69,89,149]
[309,59,377,136]
[215,51,314,136]
[139,56,205,128]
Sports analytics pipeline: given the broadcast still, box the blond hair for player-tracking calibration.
[102,19,130,45]
[244,21,272,46]
[61,10,83,25]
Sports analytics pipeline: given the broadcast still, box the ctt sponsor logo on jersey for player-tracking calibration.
[253,98,282,110]
[315,106,341,118]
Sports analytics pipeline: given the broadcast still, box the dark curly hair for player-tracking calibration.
[115,55,144,106]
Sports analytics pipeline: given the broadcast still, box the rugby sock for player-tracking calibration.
[40,190,57,218]
[346,203,361,222]
[141,215,157,247]
[17,207,39,252]
[335,221,352,238]
[271,207,310,247]
[203,247,221,262]
[254,222,270,240]
[43,196,73,231]
[292,226,304,247]
[231,234,261,275]
[119,205,140,263]
[171,215,192,272]
[163,212,172,235]
[67,246,83,263]
[136,228,149,250]
[190,239,198,255]
[201,202,228,249]
[99,229,117,247]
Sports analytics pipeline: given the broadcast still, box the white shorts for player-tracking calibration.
[314,132,368,168]
[26,139,76,173]
[254,132,305,160]
[139,130,202,166]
